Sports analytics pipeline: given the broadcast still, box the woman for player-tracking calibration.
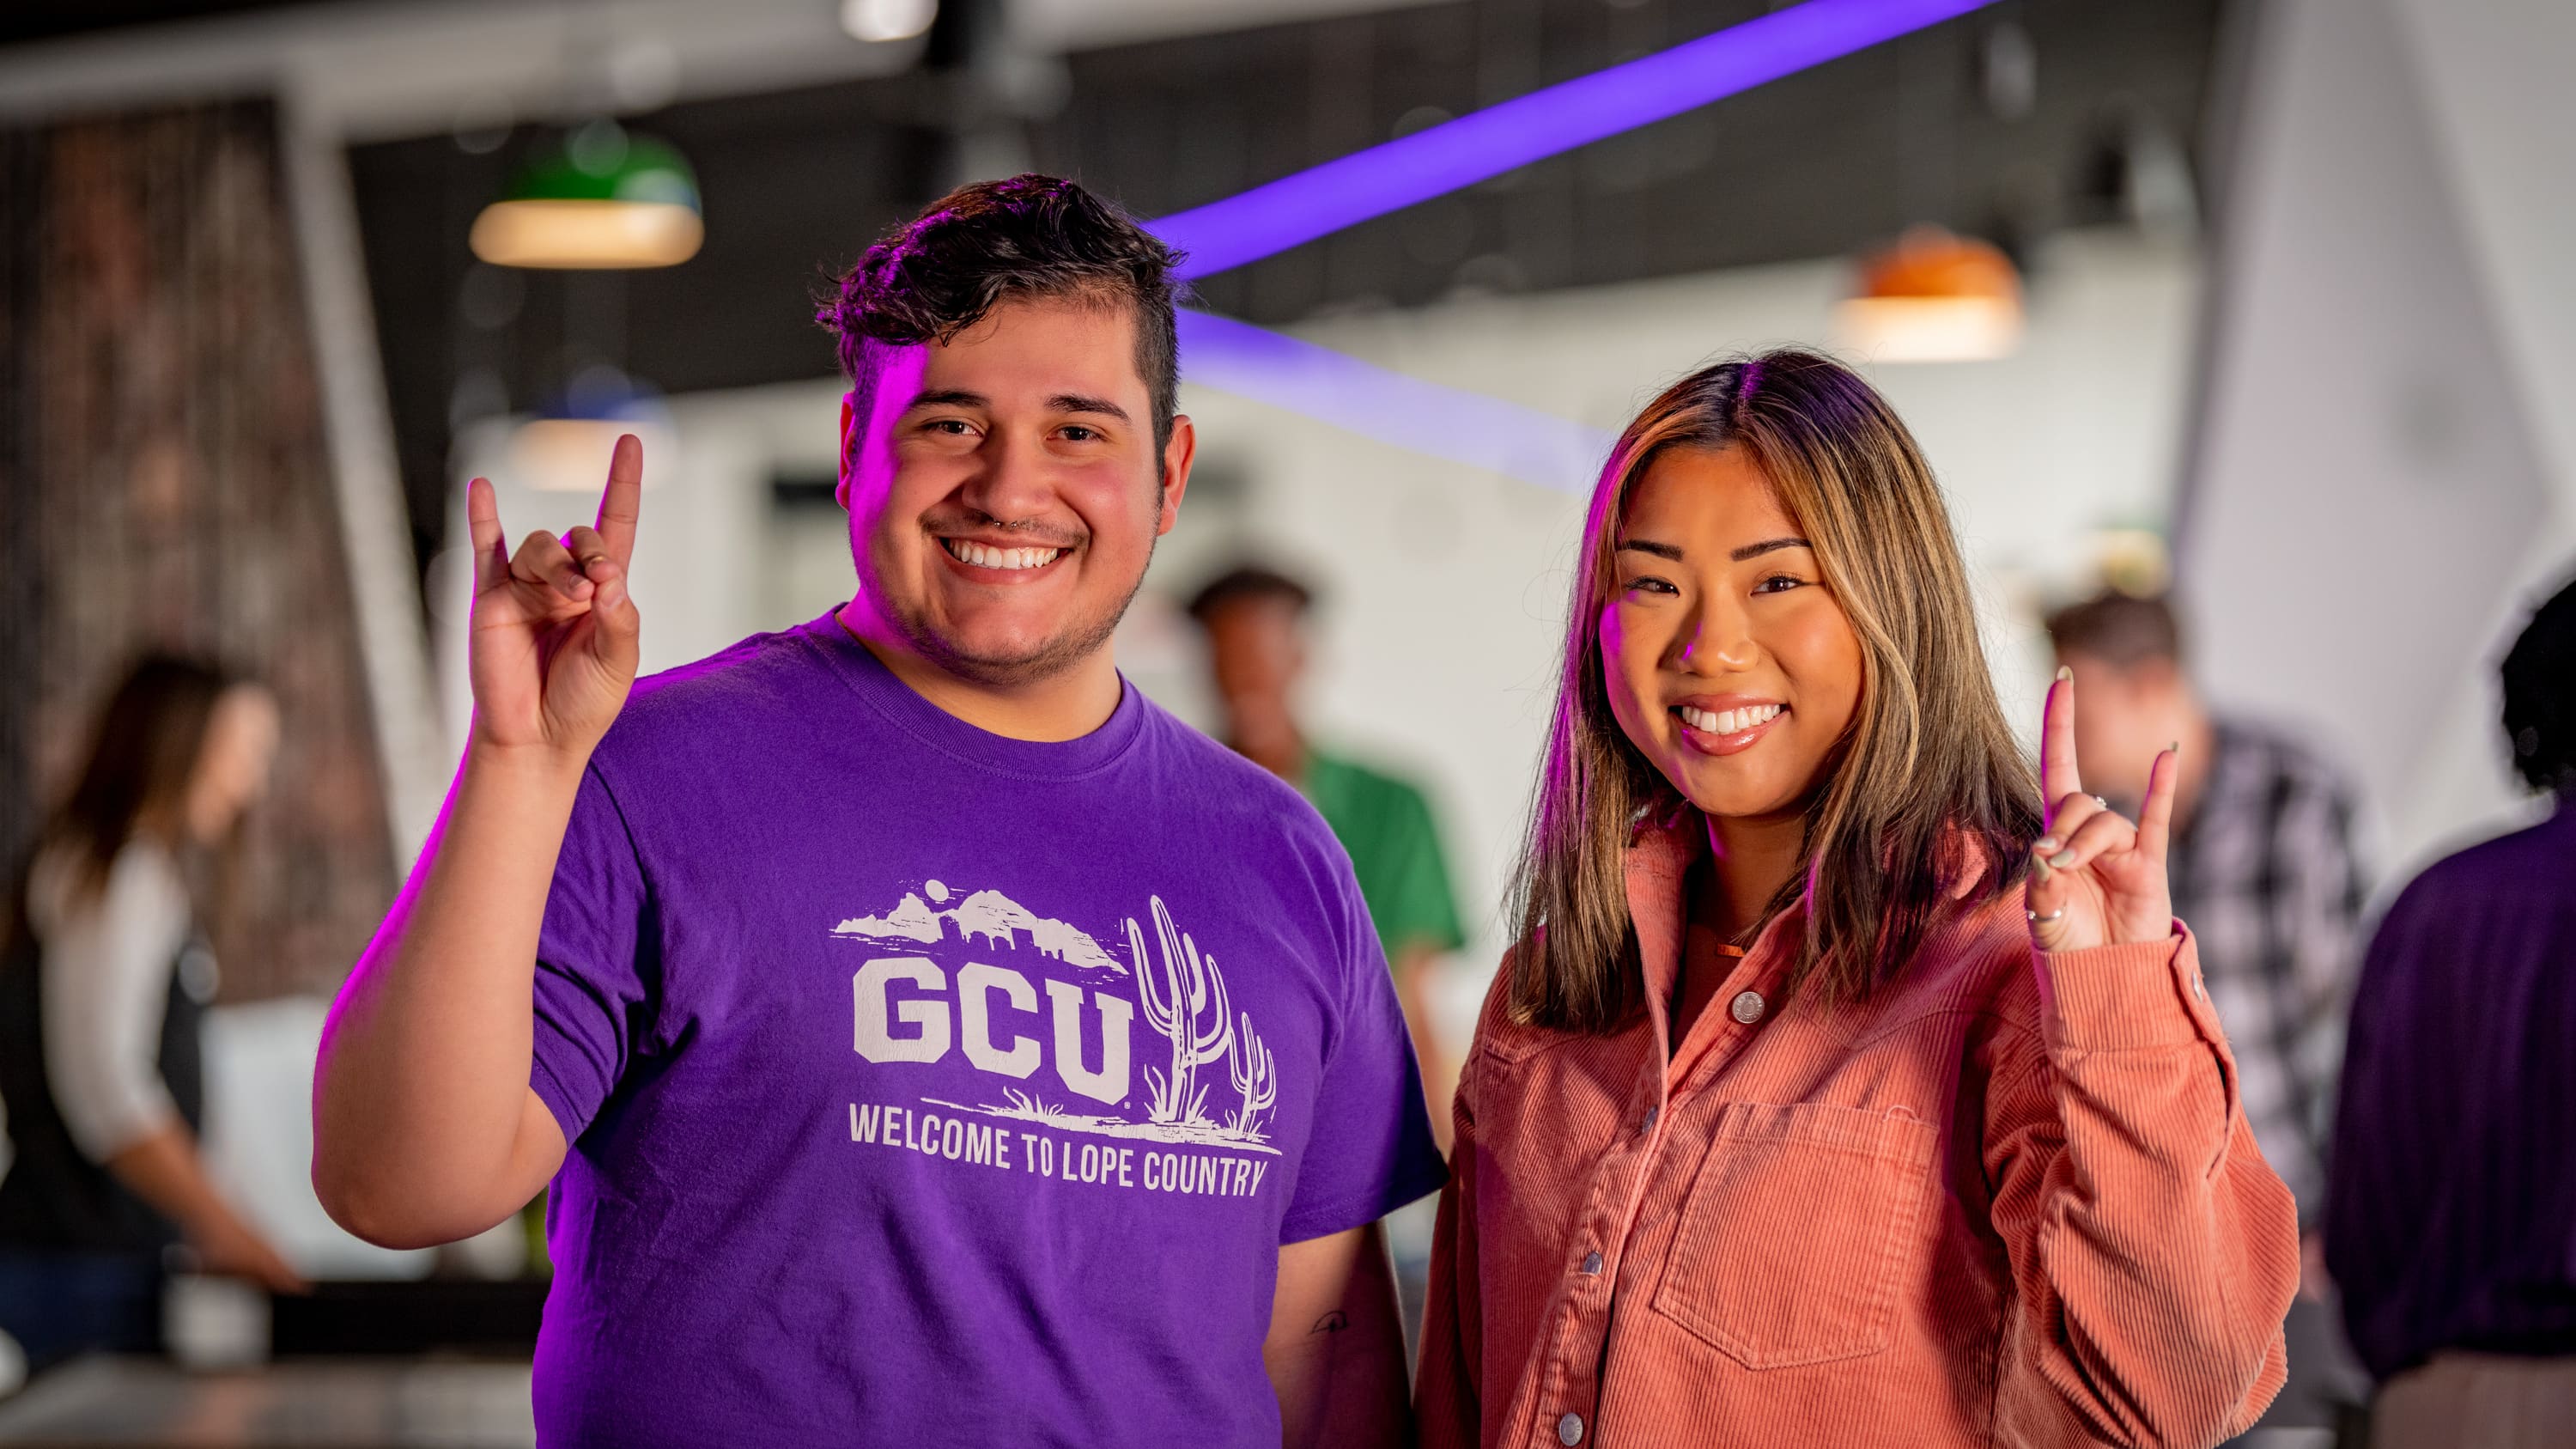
[0,655,304,1371]
[1417,352,2298,1448]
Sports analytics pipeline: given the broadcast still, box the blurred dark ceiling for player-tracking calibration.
[347,0,2228,581]
[0,0,372,46]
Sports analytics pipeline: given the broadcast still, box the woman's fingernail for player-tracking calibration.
[2049,849,2077,868]
[2057,665,2073,682]
[2034,837,2059,854]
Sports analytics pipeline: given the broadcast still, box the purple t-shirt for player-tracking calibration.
[527,612,1444,1446]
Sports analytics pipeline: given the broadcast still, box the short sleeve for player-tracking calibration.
[1279,852,1448,1244]
[529,764,659,1146]
[1375,784,1467,956]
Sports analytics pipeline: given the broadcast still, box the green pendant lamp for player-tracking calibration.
[471,120,703,270]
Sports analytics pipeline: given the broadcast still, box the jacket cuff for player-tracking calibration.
[2037,923,2215,1053]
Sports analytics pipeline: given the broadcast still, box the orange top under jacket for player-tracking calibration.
[1415,822,2298,1449]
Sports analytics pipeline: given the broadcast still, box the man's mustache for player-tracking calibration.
[920,509,1087,552]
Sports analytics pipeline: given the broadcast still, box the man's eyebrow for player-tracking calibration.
[902,388,989,412]
[1615,539,1684,561]
[1048,393,1132,422]
[1731,536,1812,562]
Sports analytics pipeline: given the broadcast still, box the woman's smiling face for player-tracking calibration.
[1601,443,1866,825]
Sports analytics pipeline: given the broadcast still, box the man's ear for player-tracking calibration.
[1156,415,1198,536]
[835,395,858,509]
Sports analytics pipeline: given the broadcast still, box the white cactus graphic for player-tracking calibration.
[1225,1012,1276,1137]
[1132,895,1234,1126]
[906,892,1287,1156]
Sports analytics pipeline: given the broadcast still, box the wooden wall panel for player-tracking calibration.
[0,99,397,1000]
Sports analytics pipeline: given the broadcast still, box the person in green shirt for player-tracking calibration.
[1187,566,1465,1147]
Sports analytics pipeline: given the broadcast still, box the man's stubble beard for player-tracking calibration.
[867,538,1155,691]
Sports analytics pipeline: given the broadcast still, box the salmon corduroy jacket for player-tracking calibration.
[1414,824,2300,1449]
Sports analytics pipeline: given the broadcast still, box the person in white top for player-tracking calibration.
[0,655,304,1371]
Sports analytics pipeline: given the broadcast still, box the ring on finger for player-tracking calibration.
[2026,908,2063,924]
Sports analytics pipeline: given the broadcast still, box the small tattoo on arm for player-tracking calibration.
[1309,1311,1348,1336]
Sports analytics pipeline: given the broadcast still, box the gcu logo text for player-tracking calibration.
[853,957,1133,1105]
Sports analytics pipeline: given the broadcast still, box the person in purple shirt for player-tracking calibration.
[2327,572,2576,1447]
[310,175,1441,1447]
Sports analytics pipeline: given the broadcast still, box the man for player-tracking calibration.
[2327,575,2576,1448]
[2047,589,2371,1429]
[313,175,1442,1447]
[1186,565,1466,1144]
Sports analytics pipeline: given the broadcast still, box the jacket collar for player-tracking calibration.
[1621,809,1994,1010]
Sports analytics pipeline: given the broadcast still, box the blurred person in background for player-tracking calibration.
[1187,564,1467,1146]
[0,655,305,1373]
[313,176,1437,1448]
[2326,574,2576,1449]
[1418,351,2296,1448]
[2048,591,2372,1432]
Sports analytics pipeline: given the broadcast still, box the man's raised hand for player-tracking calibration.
[464,434,645,759]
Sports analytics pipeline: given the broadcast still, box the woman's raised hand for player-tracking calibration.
[2025,667,2178,952]
[464,435,644,760]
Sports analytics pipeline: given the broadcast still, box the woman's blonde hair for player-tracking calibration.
[1506,349,2040,1031]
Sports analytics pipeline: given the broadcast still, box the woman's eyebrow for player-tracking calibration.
[1615,539,1684,561]
[1731,536,1813,562]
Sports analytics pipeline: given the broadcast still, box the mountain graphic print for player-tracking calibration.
[838,885,1282,1154]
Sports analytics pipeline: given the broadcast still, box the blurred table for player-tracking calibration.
[0,1358,532,1448]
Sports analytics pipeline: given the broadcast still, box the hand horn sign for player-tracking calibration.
[2025,667,2180,952]
[463,435,645,760]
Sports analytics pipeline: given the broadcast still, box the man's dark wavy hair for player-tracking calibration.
[2501,570,2576,796]
[817,174,1184,457]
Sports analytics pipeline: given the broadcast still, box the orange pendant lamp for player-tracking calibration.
[1834,226,2024,362]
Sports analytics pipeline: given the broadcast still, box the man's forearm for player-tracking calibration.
[1267,1225,1414,1448]
[313,742,581,1246]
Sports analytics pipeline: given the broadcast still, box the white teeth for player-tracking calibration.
[947,539,1060,571]
[1680,703,1782,735]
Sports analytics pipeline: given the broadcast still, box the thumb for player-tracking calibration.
[2024,856,2076,953]
[590,564,641,656]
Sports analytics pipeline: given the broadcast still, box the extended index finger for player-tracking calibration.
[2040,667,2083,821]
[594,433,643,569]
[2136,743,2180,864]
[466,476,508,594]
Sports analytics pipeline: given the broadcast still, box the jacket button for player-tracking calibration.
[1580,1251,1603,1275]
[1730,989,1765,1024]
[1639,1105,1659,1135]
[1558,1411,1585,1446]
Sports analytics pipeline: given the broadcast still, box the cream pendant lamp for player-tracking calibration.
[471,120,702,270]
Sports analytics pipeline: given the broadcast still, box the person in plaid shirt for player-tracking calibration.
[2048,589,2371,1434]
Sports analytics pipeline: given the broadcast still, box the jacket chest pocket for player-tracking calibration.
[1649,1100,1937,1369]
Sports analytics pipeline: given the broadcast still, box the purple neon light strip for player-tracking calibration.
[1156,0,1995,279]
[1177,309,1615,492]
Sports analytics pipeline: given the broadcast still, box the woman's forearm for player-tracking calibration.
[312,742,582,1247]
[106,1121,240,1237]
[1990,935,2300,1447]
[109,1123,308,1293]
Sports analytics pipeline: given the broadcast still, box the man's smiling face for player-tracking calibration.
[839,294,1191,688]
